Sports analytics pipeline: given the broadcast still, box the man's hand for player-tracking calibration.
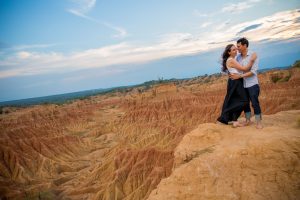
[229,73,242,80]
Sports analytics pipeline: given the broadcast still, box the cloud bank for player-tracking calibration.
[0,9,299,79]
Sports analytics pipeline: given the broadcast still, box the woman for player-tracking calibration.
[217,44,256,127]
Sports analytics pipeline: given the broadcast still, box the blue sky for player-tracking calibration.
[0,0,300,102]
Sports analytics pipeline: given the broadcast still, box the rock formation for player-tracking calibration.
[147,110,300,200]
[0,67,299,199]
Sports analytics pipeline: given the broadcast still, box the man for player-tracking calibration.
[230,37,263,129]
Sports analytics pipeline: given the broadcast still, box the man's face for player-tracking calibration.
[237,42,246,53]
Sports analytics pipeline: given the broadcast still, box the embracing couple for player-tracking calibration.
[217,37,263,129]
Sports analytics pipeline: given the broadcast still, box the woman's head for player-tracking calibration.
[221,44,237,72]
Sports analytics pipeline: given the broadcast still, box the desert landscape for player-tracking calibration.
[0,63,300,200]
[147,109,300,200]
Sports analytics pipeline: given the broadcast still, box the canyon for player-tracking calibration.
[0,66,299,199]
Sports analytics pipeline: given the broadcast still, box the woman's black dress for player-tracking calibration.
[217,78,249,124]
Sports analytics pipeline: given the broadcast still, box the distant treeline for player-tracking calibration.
[0,88,109,108]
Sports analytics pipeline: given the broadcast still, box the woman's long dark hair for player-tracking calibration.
[221,44,234,72]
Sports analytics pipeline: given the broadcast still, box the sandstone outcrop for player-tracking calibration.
[147,110,300,200]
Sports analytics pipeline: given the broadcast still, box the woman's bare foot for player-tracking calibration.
[216,121,223,125]
[239,121,247,126]
[232,121,245,128]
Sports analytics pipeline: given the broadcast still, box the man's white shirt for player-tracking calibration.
[236,51,259,88]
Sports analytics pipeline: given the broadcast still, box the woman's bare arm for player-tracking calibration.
[229,53,257,72]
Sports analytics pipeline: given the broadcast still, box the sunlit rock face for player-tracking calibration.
[147,110,300,200]
[0,67,299,199]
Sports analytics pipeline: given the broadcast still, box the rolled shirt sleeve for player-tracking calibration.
[250,57,259,75]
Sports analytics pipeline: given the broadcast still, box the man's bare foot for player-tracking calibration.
[242,120,252,126]
[256,122,263,129]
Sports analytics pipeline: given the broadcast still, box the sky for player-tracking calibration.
[0,0,300,102]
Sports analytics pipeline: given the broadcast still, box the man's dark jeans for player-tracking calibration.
[244,84,262,120]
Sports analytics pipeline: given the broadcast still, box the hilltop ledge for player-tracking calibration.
[148,110,300,200]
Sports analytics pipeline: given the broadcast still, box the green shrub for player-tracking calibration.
[270,73,281,83]
[270,71,291,83]
[278,74,291,82]
[292,60,300,68]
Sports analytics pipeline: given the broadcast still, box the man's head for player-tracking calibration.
[237,37,249,53]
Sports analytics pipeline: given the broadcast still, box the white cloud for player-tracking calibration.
[67,8,92,19]
[222,2,252,13]
[201,22,213,28]
[215,20,231,31]
[17,51,31,59]
[69,0,96,14]
[102,22,128,38]
[222,0,262,14]
[0,9,299,79]
[67,0,128,39]
[193,10,210,17]
[194,0,262,18]
[11,43,58,51]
